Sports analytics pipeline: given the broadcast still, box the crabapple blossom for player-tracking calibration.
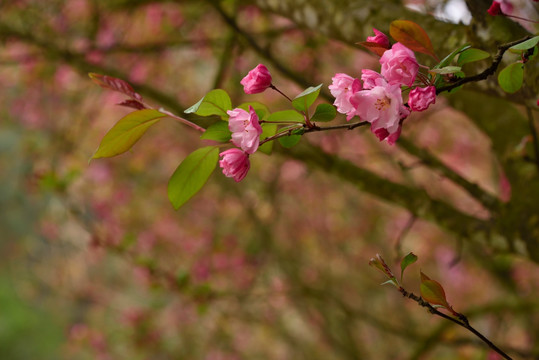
[219,148,250,182]
[240,64,272,94]
[380,43,419,87]
[366,28,390,49]
[408,86,436,112]
[351,79,404,140]
[328,73,362,120]
[487,0,513,15]
[361,69,385,90]
[227,106,263,154]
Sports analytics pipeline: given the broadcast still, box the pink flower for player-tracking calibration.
[408,86,436,112]
[366,28,390,49]
[380,43,419,87]
[361,69,385,90]
[240,64,272,94]
[329,73,362,120]
[219,148,250,182]
[227,106,263,154]
[487,0,513,15]
[351,79,404,138]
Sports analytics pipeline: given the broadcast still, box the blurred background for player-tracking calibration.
[0,0,538,359]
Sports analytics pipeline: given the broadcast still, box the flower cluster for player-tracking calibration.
[219,66,271,182]
[329,29,436,144]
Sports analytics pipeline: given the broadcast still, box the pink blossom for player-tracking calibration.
[380,43,419,87]
[219,148,250,182]
[227,106,263,154]
[487,0,513,15]
[361,69,385,90]
[366,28,390,49]
[240,64,272,94]
[408,86,436,112]
[350,79,404,140]
[328,73,362,120]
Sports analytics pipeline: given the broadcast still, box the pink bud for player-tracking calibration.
[366,28,390,49]
[380,43,419,87]
[487,1,502,15]
[408,86,436,112]
[487,0,513,15]
[219,148,250,182]
[240,64,272,94]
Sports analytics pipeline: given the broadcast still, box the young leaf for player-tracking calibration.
[267,110,304,123]
[117,99,146,110]
[420,271,451,308]
[380,279,399,287]
[434,44,471,69]
[292,84,323,112]
[258,123,277,155]
[356,41,388,57]
[200,121,231,142]
[167,146,219,210]
[509,36,539,53]
[498,62,524,93]
[89,73,143,101]
[279,134,302,148]
[92,109,167,159]
[184,89,232,119]
[457,48,490,66]
[311,103,337,123]
[400,252,418,282]
[389,20,437,59]
[429,66,462,75]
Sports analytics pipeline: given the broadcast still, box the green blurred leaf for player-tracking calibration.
[400,252,418,282]
[435,44,471,69]
[498,62,524,93]
[184,89,232,119]
[420,271,451,308]
[457,48,490,66]
[200,121,231,142]
[168,146,219,210]
[92,109,167,159]
[279,134,302,148]
[430,66,462,75]
[509,36,539,53]
[292,84,323,112]
[258,123,277,154]
[311,103,337,123]
[267,110,304,123]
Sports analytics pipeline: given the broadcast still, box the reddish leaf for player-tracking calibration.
[389,20,437,59]
[420,271,450,308]
[356,41,388,57]
[89,73,143,101]
[117,99,146,110]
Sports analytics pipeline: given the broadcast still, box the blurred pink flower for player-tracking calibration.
[240,64,272,94]
[228,106,262,154]
[487,0,513,15]
[219,148,250,182]
[408,86,436,112]
[380,43,419,87]
[366,28,390,49]
[328,73,362,120]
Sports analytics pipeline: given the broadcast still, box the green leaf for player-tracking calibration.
[267,110,304,123]
[509,36,539,53]
[258,124,277,154]
[184,89,232,119]
[292,84,323,112]
[400,252,418,282]
[498,62,524,93]
[380,279,399,287]
[435,44,471,69]
[238,102,270,121]
[167,146,219,210]
[430,66,462,75]
[389,20,437,59]
[279,134,301,148]
[200,121,231,142]
[311,103,337,123]
[92,109,167,159]
[420,271,451,308]
[457,48,490,66]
